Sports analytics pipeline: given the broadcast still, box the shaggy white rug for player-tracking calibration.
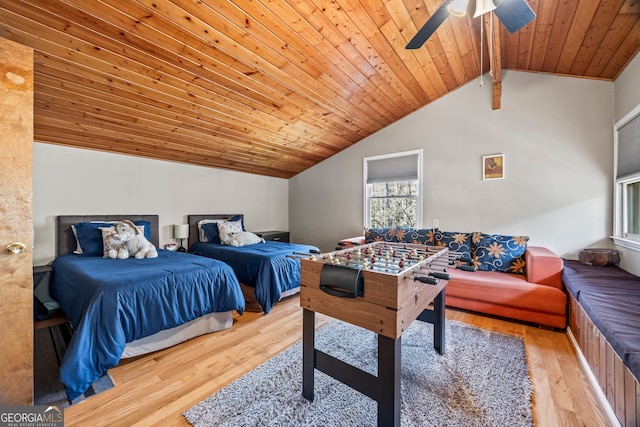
[184,319,533,427]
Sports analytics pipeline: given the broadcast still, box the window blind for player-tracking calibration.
[366,153,419,184]
[617,111,640,179]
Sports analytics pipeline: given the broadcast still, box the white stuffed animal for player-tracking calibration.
[102,227,129,259]
[224,231,265,247]
[113,220,158,259]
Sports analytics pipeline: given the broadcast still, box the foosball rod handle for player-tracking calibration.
[428,271,450,280]
[414,276,438,285]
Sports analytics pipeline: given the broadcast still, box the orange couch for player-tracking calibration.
[338,236,566,329]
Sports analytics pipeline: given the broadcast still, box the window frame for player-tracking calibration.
[363,149,423,229]
[612,104,640,251]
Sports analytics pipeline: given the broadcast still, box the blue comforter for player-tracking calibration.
[51,250,244,400]
[190,241,318,314]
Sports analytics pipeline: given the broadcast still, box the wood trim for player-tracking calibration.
[568,293,639,427]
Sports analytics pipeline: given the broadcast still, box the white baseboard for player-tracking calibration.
[565,327,621,427]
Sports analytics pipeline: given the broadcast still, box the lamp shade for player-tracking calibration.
[474,0,496,18]
[174,224,189,239]
[448,0,469,17]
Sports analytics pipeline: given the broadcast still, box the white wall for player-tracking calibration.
[613,51,640,275]
[33,144,289,265]
[615,52,640,123]
[290,71,615,255]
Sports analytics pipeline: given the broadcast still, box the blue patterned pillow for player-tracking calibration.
[365,227,434,244]
[365,227,410,243]
[403,228,434,245]
[429,231,472,259]
[474,234,529,275]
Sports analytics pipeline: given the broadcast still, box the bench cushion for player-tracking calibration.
[562,260,640,381]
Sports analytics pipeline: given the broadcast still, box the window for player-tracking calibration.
[625,180,640,237]
[617,175,640,241]
[614,106,640,248]
[364,150,422,229]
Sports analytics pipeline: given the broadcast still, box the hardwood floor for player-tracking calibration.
[63,297,612,426]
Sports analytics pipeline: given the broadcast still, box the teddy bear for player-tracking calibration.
[102,227,129,259]
[112,219,158,259]
[223,231,266,247]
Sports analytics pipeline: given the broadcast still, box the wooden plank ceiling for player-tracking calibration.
[1,0,639,178]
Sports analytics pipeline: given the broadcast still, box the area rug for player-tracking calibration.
[184,319,533,426]
[34,326,114,407]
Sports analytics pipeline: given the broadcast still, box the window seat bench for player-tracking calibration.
[562,260,640,427]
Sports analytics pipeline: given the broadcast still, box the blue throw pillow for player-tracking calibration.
[431,231,472,259]
[365,227,412,243]
[473,234,529,275]
[365,227,434,244]
[202,222,222,245]
[73,220,152,257]
[403,228,434,245]
[135,220,152,241]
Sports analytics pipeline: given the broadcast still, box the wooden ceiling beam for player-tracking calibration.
[484,12,502,110]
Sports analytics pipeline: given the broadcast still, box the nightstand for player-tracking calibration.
[254,230,290,243]
[33,265,72,344]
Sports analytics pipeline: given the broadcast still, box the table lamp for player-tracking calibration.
[174,224,189,252]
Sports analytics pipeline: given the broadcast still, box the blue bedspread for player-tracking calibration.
[51,250,244,400]
[190,241,318,314]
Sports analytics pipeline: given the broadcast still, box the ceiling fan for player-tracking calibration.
[406,0,536,49]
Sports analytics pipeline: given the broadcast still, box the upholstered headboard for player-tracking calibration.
[56,215,160,257]
[187,214,243,249]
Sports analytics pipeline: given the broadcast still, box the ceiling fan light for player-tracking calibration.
[447,0,469,17]
[473,0,497,18]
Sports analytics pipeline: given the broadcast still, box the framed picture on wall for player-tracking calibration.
[482,154,505,180]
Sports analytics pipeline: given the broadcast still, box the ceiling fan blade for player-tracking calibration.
[405,1,452,50]
[493,0,536,34]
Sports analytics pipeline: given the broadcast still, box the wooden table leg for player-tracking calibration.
[433,288,445,355]
[377,334,401,427]
[302,308,315,401]
[416,287,446,355]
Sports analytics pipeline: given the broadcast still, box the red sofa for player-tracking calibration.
[338,236,566,329]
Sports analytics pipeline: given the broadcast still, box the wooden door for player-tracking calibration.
[0,37,34,405]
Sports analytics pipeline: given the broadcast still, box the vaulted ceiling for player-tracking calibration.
[1,0,639,178]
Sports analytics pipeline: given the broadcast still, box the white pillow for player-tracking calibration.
[217,219,244,244]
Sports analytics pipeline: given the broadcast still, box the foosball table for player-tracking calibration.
[299,242,460,426]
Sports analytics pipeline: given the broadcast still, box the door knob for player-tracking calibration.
[6,242,26,255]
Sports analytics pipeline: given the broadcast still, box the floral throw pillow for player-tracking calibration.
[430,231,472,260]
[365,227,411,243]
[474,234,529,275]
[364,227,435,244]
[404,228,434,245]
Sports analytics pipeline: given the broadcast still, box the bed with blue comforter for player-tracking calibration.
[188,214,319,314]
[190,240,318,314]
[51,215,245,400]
